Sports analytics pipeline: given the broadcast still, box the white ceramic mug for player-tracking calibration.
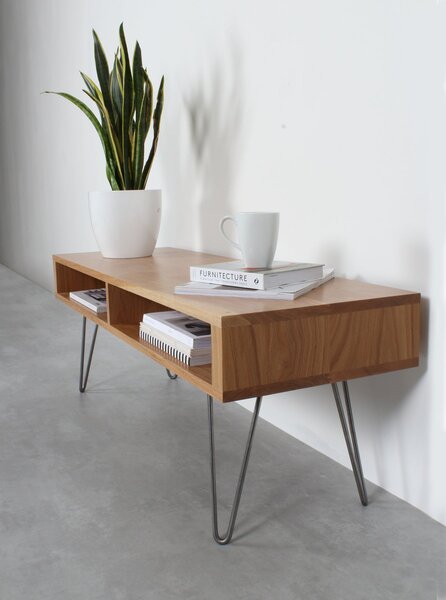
[219,212,280,269]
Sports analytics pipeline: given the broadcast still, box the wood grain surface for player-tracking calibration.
[53,248,421,402]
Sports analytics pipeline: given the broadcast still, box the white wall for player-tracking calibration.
[1,0,445,525]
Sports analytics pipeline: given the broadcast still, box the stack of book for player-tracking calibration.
[69,288,107,313]
[139,310,212,367]
[175,260,335,301]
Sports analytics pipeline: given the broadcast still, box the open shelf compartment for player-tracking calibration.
[107,284,213,386]
[53,257,216,395]
[54,262,109,322]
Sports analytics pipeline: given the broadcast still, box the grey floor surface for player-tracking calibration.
[0,263,445,600]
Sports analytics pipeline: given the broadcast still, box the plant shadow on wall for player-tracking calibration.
[183,42,244,253]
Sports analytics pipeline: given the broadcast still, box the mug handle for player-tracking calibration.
[219,216,241,250]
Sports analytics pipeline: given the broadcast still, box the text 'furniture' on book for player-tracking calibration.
[190,260,324,290]
[176,268,335,300]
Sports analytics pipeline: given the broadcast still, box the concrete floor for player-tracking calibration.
[0,264,445,600]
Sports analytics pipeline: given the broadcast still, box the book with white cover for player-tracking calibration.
[69,288,107,313]
[190,260,324,290]
[139,322,211,357]
[139,325,211,367]
[142,310,211,349]
[175,268,335,301]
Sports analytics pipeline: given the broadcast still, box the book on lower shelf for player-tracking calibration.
[139,322,211,366]
[140,310,212,366]
[142,310,211,349]
[190,259,324,290]
[69,288,107,313]
[175,267,335,300]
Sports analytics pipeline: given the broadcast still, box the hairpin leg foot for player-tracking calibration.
[207,395,262,545]
[79,316,99,393]
[332,381,368,506]
[166,369,178,380]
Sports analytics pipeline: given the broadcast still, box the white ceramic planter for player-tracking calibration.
[89,190,161,258]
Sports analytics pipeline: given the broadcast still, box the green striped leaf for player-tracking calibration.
[110,53,123,127]
[141,76,164,189]
[80,72,109,135]
[133,70,153,188]
[80,72,103,101]
[116,48,123,81]
[142,69,153,142]
[133,73,148,188]
[86,38,124,186]
[119,23,134,188]
[132,42,144,173]
[132,43,144,124]
[106,163,120,190]
[82,88,124,188]
[92,30,115,127]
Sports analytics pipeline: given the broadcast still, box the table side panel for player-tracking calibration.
[327,302,420,373]
[221,314,327,392]
[219,300,420,399]
[218,359,418,402]
[211,326,224,394]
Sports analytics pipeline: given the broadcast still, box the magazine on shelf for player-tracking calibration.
[175,268,335,301]
[190,260,324,290]
[139,325,211,367]
[139,322,211,357]
[69,288,107,313]
[142,310,211,349]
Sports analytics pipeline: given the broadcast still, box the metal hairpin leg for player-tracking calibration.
[166,369,178,380]
[331,381,368,506]
[79,316,99,393]
[207,395,262,545]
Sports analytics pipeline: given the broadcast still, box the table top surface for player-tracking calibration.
[54,248,420,327]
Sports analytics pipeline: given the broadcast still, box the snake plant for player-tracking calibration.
[46,24,164,190]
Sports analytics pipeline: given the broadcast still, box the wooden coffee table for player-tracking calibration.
[53,248,420,544]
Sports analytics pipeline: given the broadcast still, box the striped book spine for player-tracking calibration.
[139,328,192,366]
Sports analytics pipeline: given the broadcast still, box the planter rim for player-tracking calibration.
[89,189,161,194]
